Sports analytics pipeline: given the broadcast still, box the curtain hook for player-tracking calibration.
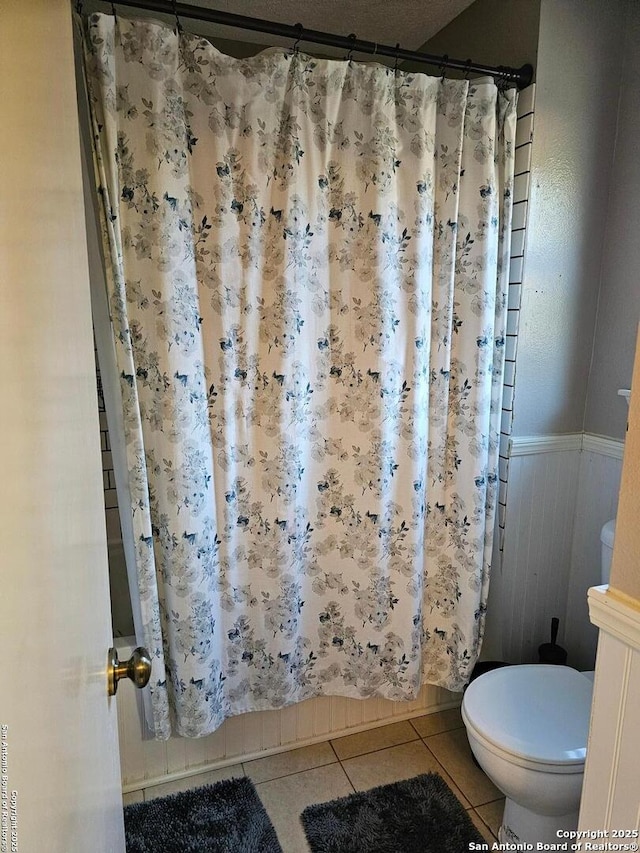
[464,59,472,80]
[291,22,303,56]
[440,54,449,82]
[172,0,182,35]
[394,43,400,74]
[346,32,356,63]
[75,0,84,14]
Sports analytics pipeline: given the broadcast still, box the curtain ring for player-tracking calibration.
[346,33,356,62]
[75,0,84,14]
[440,54,449,82]
[496,65,509,91]
[464,59,472,80]
[291,22,303,56]
[172,0,182,35]
[394,43,400,74]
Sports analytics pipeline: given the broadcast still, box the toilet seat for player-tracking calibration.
[462,665,593,771]
[462,715,585,774]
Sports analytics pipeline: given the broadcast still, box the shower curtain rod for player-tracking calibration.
[95,0,534,89]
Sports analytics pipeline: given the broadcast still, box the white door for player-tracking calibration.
[0,1,125,850]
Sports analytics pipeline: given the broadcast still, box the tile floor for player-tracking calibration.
[123,707,505,850]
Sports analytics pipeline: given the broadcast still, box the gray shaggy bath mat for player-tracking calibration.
[124,776,283,852]
[301,773,485,852]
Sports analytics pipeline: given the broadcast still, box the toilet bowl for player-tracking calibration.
[462,664,594,843]
[462,518,615,841]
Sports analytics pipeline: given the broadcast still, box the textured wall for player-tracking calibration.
[512,0,627,437]
[584,1,640,441]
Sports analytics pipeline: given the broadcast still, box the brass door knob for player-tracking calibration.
[108,646,152,696]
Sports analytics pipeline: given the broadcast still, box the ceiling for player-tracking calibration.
[94,0,478,55]
[185,0,478,51]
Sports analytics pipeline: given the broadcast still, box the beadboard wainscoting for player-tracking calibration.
[489,433,624,668]
[491,435,582,666]
[565,438,624,670]
[115,635,459,790]
[579,587,640,829]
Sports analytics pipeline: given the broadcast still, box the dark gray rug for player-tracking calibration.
[301,773,485,853]
[124,776,283,853]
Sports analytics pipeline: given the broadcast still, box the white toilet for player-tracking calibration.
[461,518,616,843]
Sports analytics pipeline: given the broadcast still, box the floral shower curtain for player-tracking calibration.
[82,13,516,739]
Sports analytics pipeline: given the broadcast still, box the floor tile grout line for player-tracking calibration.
[337,756,357,793]
[134,716,503,824]
[137,722,466,799]
[411,721,464,739]
[138,718,458,799]
[133,735,503,845]
[407,717,421,736]
[248,758,341,788]
[418,732,502,809]
[473,805,499,840]
[330,733,420,763]
[327,739,339,762]
[476,796,505,806]
[477,807,501,841]
[419,739,471,809]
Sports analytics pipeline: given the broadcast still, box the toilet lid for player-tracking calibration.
[462,665,593,766]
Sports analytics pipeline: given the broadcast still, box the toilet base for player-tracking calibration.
[498,798,579,844]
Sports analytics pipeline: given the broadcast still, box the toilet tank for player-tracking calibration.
[600,519,616,585]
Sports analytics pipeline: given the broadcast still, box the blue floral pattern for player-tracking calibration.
[83,14,517,739]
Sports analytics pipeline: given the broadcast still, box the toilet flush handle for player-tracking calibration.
[107,646,151,696]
